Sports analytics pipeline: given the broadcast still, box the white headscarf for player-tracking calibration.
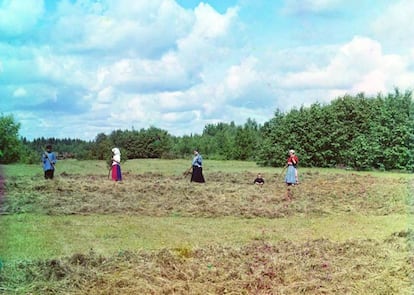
[112,147,121,165]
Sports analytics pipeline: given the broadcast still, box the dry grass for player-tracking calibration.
[2,236,413,294]
[1,162,413,294]
[3,171,410,218]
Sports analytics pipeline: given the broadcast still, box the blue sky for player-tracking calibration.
[1,0,413,140]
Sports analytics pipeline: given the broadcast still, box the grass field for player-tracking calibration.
[0,159,413,294]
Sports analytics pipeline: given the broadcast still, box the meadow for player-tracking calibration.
[0,159,413,294]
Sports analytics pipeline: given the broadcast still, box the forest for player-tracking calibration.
[1,89,413,171]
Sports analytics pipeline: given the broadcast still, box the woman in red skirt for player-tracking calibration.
[111,147,122,181]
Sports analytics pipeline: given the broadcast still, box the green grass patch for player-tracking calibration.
[1,213,411,260]
[3,158,413,178]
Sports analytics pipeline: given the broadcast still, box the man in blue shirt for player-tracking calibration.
[42,144,57,179]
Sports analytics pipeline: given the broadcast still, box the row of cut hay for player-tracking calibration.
[3,171,410,217]
[1,233,412,294]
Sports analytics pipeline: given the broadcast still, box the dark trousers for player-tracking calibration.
[44,169,54,179]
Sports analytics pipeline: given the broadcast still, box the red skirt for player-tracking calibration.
[111,164,122,181]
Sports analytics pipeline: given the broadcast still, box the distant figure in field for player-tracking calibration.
[111,147,122,181]
[285,149,299,186]
[42,144,57,179]
[285,150,299,186]
[283,149,298,201]
[253,173,265,186]
[190,149,205,183]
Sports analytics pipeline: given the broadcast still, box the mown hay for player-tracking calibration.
[2,170,412,294]
[1,236,412,294]
[3,172,410,218]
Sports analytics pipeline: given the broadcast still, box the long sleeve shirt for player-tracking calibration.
[192,154,203,167]
[112,154,121,166]
[42,152,57,171]
[287,155,299,167]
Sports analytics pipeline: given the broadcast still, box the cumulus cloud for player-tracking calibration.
[35,54,94,88]
[176,3,239,65]
[0,0,45,37]
[226,57,258,94]
[79,1,242,136]
[371,0,414,51]
[51,0,192,58]
[94,54,196,94]
[1,0,414,140]
[275,36,413,101]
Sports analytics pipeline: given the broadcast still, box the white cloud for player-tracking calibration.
[3,0,414,140]
[226,57,259,94]
[161,111,196,123]
[35,53,95,89]
[51,0,192,58]
[13,87,27,97]
[157,91,189,112]
[277,36,412,96]
[192,3,236,39]
[70,0,243,136]
[100,54,193,93]
[282,0,344,14]
[96,87,115,104]
[176,3,238,65]
[371,0,414,50]
[0,0,44,36]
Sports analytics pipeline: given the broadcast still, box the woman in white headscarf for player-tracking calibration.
[111,147,122,181]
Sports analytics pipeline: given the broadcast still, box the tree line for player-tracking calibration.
[257,90,413,171]
[1,89,413,171]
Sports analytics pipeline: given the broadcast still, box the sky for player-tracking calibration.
[1,0,413,140]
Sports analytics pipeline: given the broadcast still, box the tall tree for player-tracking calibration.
[257,90,414,171]
[0,114,22,164]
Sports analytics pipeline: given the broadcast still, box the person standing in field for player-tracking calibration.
[190,149,205,183]
[111,147,122,181]
[285,149,299,186]
[42,144,57,179]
